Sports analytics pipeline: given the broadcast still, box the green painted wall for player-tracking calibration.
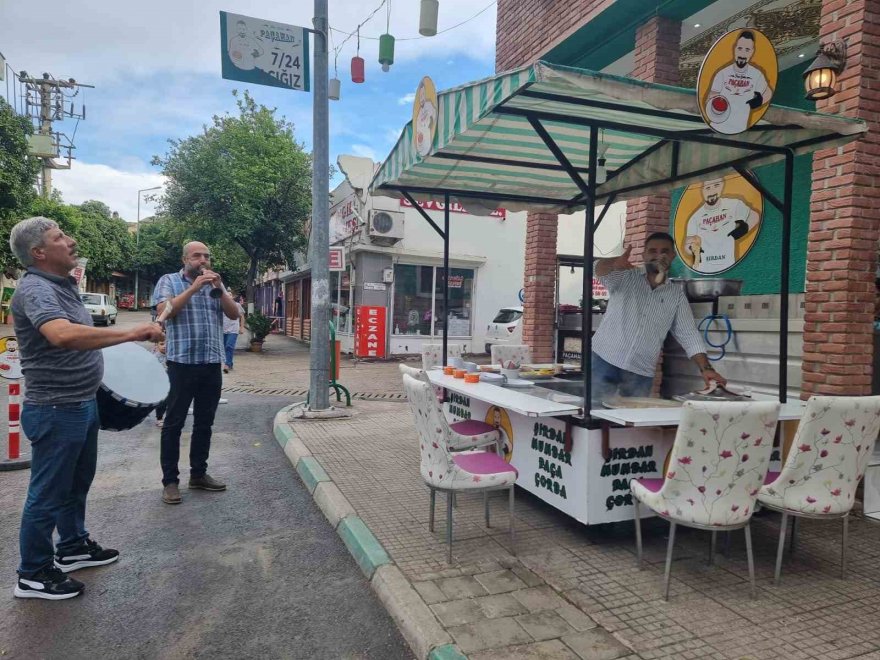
[668,63,816,294]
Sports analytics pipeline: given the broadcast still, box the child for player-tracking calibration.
[152,339,168,427]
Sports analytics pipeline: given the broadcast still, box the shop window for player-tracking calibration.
[393,264,433,335]
[435,268,474,337]
[331,269,352,333]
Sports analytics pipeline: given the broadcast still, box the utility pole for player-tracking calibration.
[18,72,92,197]
[135,186,162,311]
[308,0,331,410]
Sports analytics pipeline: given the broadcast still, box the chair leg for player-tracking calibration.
[744,523,756,600]
[446,491,454,564]
[709,531,717,566]
[428,488,436,532]
[774,511,789,586]
[508,485,516,556]
[724,531,732,558]
[663,522,677,601]
[841,515,849,579]
[484,491,490,528]
[790,516,798,556]
[634,499,643,569]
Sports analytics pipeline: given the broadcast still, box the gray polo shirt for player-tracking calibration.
[11,267,104,404]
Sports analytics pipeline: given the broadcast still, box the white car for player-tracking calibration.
[484,306,523,355]
[80,293,118,326]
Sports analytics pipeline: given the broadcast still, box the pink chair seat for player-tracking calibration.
[636,478,664,493]
[453,451,518,477]
[764,470,779,485]
[450,419,496,436]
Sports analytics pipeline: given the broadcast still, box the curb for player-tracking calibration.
[273,405,462,660]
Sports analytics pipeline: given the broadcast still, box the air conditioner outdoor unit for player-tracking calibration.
[368,209,404,245]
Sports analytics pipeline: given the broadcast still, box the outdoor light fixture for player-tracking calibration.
[329,77,341,100]
[420,0,439,36]
[595,142,609,185]
[803,39,847,101]
[379,33,395,72]
[351,56,365,83]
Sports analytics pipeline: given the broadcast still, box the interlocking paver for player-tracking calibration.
[269,349,880,660]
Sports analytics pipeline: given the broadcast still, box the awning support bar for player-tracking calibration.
[671,142,680,178]
[443,193,450,366]
[583,125,598,417]
[779,150,794,404]
[384,185,572,207]
[527,116,594,205]
[733,166,784,212]
[402,191,445,239]
[433,151,591,175]
[594,192,617,231]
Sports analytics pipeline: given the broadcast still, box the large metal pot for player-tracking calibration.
[671,278,743,302]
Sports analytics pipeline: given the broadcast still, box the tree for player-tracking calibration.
[74,200,133,281]
[0,98,40,220]
[152,90,311,306]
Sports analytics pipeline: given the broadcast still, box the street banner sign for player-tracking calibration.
[329,246,345,271]
[220,11,310,92]
[355,306,387,358]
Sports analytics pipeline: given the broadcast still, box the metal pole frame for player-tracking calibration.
[442,193,450,367]
[401,191,446,239]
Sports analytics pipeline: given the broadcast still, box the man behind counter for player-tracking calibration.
[591,232,726,407]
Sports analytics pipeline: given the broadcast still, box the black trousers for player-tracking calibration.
[160,361,222,485]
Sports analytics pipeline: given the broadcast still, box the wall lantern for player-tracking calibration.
[419,0,439,37]
[803,39,847,101]
[379,33,395,72]
[329,77,341,101]
[351,56,365,83]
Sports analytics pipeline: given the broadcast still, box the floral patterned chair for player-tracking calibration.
[631,400,780,600]
[758,395,880,584]
[421,343,464,371]
[490,344,532,367]
[402,374,517,563]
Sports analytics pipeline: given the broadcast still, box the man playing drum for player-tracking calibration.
[153,242,240,505]
[9,217,164,600]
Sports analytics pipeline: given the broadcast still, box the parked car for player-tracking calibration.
[484,305,523,354]
[80,293,118,326]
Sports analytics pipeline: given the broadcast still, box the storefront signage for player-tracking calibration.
[592,278,608,300]
[672,173,763,274]
[330,193,360,242]
[329,246,345,271]
[220,11,310,92]
[400,197,506,219]
[697,28,777,135]
[447,275,463,289]
[355,305,387,358]
[363,282,387,291]
[0,336,22,380]
[412,76,438,158]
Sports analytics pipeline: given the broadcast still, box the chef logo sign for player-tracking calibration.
[673,173,763,275]
[220,11,310,92]
[697,29,777,135]
[355,306,387,358]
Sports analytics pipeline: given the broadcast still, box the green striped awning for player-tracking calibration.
[370,61,867,213]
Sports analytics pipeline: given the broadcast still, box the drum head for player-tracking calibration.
[101,342,169,406]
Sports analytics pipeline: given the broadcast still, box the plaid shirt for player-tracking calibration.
[152,270,224,364]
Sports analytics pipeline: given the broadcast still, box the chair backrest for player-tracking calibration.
[491,344,532,367]
[765,395,880,516]
[402,373,455,487]
[399,363,425,380]
[659,400,780,527]
[421,343,463,370]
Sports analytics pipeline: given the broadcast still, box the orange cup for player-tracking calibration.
[454,369,466,379]
[464,373,480,383]
[443,366,455,375]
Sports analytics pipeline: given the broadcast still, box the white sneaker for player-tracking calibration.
[219,398,229,404]
[187,407,193,414]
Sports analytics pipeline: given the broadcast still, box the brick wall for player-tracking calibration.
[624,16,682,263]
[496,0,616,71]
[521,212,559,361]
[802,0,880,396]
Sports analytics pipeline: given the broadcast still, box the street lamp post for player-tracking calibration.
[135,186,162,311]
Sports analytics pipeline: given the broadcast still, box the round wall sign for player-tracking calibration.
[412,76,438,158]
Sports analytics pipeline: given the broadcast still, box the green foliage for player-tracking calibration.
[152,90,311,302]
[245,311,272,342]
[73,200,133,280]
[0,98,40,221]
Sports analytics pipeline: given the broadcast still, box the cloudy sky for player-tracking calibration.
[0,1,497,221]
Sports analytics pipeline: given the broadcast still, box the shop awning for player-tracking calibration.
[370,61,867,213]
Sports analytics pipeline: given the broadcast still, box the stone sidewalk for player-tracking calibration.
[275,395,880,660]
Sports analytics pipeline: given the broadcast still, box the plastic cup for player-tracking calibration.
[464,373,480,383]
[454,369,466,379]
[443,366,455,375]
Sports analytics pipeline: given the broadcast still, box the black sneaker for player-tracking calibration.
[14,567,84,600]
[54,539,119,573]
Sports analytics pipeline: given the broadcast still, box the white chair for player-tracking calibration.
[421,343,464,371]
[490,344,532,367]
[631,400,780,599]
[758,395,880,584]
[402,374,517,563]
[398,363,426,380]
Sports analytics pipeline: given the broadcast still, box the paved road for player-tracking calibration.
[0,392,413,659]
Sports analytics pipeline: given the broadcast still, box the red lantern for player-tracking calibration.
[351,56,365,84]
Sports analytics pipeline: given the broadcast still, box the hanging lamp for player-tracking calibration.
[329,77,341,100]
[419,0,439,36]
[351,28,365,83]
[379,34,395,72]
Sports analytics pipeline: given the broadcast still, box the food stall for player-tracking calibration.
[371,62,866,524]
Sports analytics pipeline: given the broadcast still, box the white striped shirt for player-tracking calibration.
[592,268,705,377]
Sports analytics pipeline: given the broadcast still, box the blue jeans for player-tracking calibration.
[224,333,238,368]
[591,353,654,407]
[18,398,99,577]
